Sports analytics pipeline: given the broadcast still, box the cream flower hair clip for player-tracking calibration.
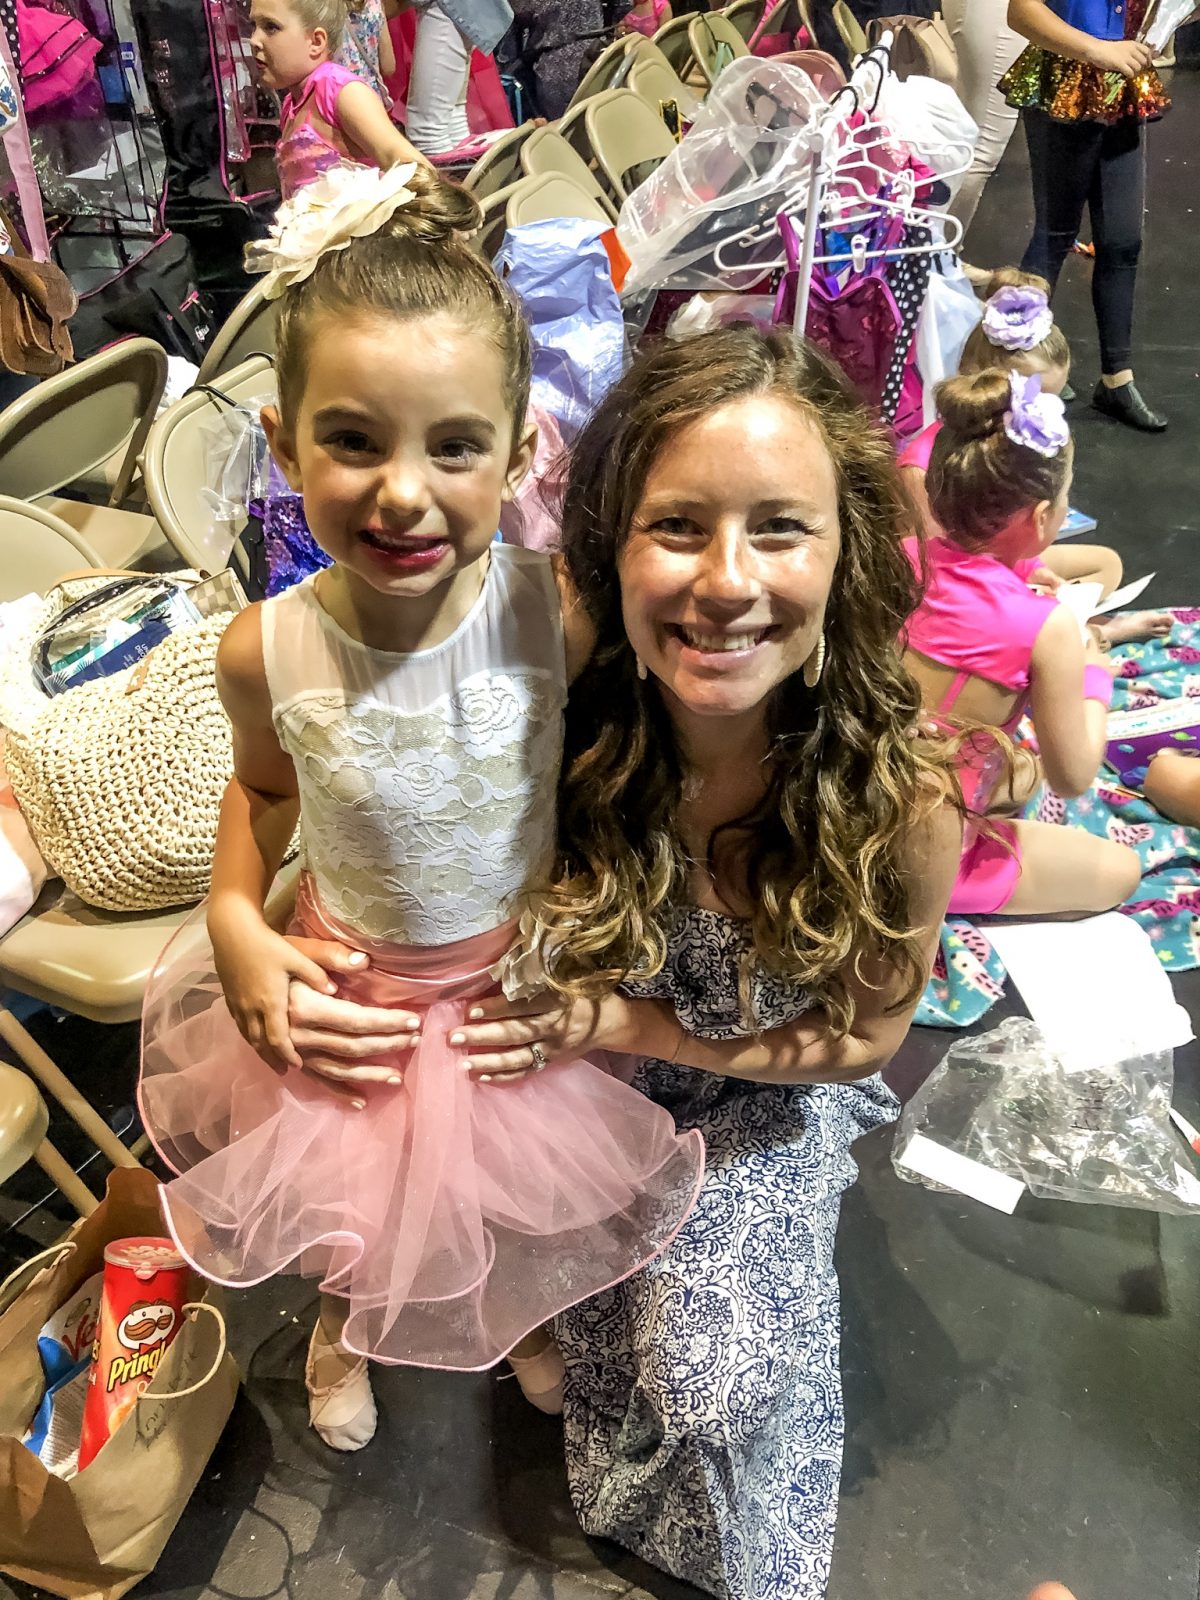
[246,162,420,299]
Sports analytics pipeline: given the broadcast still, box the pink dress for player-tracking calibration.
[903,534,1058,914]
[622,0,669,37]
[139,546,704,1370]
[276,60,368,200]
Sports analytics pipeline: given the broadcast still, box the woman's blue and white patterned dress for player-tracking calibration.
[555,909,899,1600]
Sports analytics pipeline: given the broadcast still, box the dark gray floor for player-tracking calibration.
[3,71,1199,1600]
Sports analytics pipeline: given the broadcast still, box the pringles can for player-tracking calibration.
[77,1237,190,1470]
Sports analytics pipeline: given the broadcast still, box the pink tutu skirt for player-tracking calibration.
[139,881,704,1370]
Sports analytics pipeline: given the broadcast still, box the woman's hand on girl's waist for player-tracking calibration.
[450,991,664,1083]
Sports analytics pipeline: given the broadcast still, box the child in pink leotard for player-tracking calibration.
[902,368,1140,918]
[900,267,1170,646]
[250,0,422,198]
[619,0,672,38]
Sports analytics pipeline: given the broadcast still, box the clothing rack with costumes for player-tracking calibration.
[614,39,978,436]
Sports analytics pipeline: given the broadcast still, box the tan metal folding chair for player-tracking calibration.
[478,173,612,260]
[196,282,279,385]
[521,125,619,222]
[463,122,539,198]
[688,12,750,86]
[0,338,170,569]
[583,88,679,205]
[650,12,702,80]
[723,0,766,43]
[142,354,275,575]
[626,49,702,121]
[0,1062,99,1217]
[564,34,637,112]
[0,497,102,599]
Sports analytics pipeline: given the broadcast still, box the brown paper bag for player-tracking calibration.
[0,1168,240,1600]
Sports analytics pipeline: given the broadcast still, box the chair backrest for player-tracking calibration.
[141,354,275,575]
[196,283,279,386]
[0,337,168,506]
[831,0,867,58]
[0,496,102,601]
[688,11,750,85]
[520,125,619,222]
[650,12,700,78]
[462,121,537,199]
[723,0,766,42]
[565,34,635,111]
[479,174,612,259]
[625,47,702,120]
[583,88,678,205]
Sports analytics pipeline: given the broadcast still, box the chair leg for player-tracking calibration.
[33,1139,99,1217]
[0,1010,142,1172]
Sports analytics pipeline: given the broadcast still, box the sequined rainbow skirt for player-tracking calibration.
[1000,45,1169,126]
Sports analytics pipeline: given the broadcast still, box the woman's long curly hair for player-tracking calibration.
[531,325,956,1036]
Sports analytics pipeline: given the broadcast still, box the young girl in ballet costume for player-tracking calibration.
[250,0,422,198]
[903,367,1141,918]
[900,269,1170,647]
[139,166,703,1452]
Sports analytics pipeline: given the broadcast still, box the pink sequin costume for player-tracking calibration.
[277,60,370,199]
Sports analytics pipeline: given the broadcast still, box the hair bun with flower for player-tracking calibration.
[982,282,1055,352]
[1004,370,1069,458]
[245,162,420,300]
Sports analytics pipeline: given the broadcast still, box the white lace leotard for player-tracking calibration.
[259,544,566,946]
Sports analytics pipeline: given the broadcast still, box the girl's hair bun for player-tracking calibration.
[380,164,483,244]
[934,369,1012,441]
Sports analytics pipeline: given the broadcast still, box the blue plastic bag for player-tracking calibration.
[494,218,626,441]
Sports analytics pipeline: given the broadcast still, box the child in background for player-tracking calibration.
[250,0,422,199]
[903,368,1141,917]
[618,0,671,38]
[337,0,397,103]
[900,269,1171,647]
[139,166,703,1454]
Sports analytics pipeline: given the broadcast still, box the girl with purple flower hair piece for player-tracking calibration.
[900,366,1143,918]
[899,267,1172,647]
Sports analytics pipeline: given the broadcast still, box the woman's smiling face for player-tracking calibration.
[618,393,841,722]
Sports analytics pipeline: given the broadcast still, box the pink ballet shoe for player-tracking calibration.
[306,1323,378,1451]
[506,1336,565,1415]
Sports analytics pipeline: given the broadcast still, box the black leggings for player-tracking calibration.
[1020,106,1146,374]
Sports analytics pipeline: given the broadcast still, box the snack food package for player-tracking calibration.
[76,1239,190,1471]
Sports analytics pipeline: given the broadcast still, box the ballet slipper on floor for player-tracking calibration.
[306,1322,378,1451]
[507,1335,565,1415]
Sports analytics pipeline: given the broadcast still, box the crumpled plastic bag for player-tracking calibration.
[873,73,978,195]
[616,55,826,296]
[495,218,627,442]
[195,392,276,571]
[893,1017,1200,1215]
[914,263,982,428]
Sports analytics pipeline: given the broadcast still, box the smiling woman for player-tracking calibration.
[527,325,963,1600]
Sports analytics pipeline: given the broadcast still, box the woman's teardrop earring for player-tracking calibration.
[636,655,648,682]
[803,633,826,690]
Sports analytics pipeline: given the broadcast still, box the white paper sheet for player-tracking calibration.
[985,914,1194,1068]
[1090,572,1157,616]
[1054,581,1104,638]
[896,1133,1025,1214]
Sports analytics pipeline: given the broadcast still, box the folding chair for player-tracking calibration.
[688,11,750,86]
[463,121,539,198]
[521,125,620,222]
[0,338,170,569]
[583,87,679,205]
[0,497,102,598]
[196,282,279,385]
[479,173,613,260]
[625,48,702,120]
[564,34,637,111]
[142,354,275,575]
[650,12,702,80]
